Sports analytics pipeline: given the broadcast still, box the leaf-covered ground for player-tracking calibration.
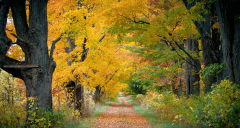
[92,94,151,128]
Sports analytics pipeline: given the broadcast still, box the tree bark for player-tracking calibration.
[200,11,219,92]
[64,35,85,115]
[185,39,200,98]
[0,0,12,69]
[178,63,183,99]
[215,0,240,85]
[93,85,101,102]
[182,1,219,93]
[1,0,59,122]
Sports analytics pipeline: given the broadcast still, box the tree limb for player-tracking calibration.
[133,20,150,25]
[173,47,199,69]
[9,0,29,37]
[98,35,105,42]
[120,14,150,25]
[1,56,23,79]
[173,41,201,69]
[6,28,14,32]
[50,34,63,61]
[10,33,29,44]
[80,37,88,62]
[157,34,201,69]
[105,69,119,85]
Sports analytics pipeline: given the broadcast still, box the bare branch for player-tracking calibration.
[173,48,199,68]
[6,28,14,31]
[157,33,201,70]
[172,41,201,69]
[120,14,150,25]
[3,65,39,68]
[1,56,23,79]
[134,20,150,25]
[10,33,29,44]
[50,34,63,60]
[3,56,23,65]
[105,69,119,85]
[80,37,88,62]
[98,35,105,42]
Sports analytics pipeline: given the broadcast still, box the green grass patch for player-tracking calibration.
[92,104,111,117]
[62,104,111,128]
[125,96,138,105]
[132,105,183,128]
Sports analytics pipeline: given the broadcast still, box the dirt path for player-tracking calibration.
[92,93,152,128]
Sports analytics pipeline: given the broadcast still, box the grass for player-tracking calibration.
[132,105,183,128]
[92,104,111,117]
[125,96,134,104]
[61,104,111,128]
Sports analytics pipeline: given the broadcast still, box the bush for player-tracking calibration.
[0,101,26,127]
[194,79,240,127]
[128,79,149,95]
[26,107,66,127]
[136,79,240,127]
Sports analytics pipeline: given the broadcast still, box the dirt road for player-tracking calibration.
[92,94,151,128]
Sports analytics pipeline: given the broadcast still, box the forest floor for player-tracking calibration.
[91,93,152,128]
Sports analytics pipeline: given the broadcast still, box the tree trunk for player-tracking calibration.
[178,63,183,99]
[185,39,200,98]
[93,85,101,102]
[65,35,85,115]
[210,4,222,84]
[171,60,179,95]
[200,11,218,92]
[1,0,58,122]
[215,0,240,85]
[0,0,12,68]
[182,1,219,93]
[14,0,55,121]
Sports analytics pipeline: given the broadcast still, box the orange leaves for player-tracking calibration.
[92,106,151,128]
[47,0,144,100]
[5,21,25,62]
[6,44,25,61]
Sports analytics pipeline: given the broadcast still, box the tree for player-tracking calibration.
[185,39,200,98]
[215,0,240,85]
[182,0,240,92]
[47,0,135,110]
[93,0,202,96]
[0,69,26,126]
[0,0,62,121]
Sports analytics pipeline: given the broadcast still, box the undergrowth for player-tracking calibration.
[134,79,240,128]
[132,105,183,128]
[62,103,111,128]
[0,101,110,128]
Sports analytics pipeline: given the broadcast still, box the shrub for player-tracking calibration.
[194,79,240,127]
[26,106,66,127]
[136,79,240,127]
[0,101,26,127]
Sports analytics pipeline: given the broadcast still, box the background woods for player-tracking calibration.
[0,0,240,127]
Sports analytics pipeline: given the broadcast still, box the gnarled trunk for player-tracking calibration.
[0,0,59,123]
